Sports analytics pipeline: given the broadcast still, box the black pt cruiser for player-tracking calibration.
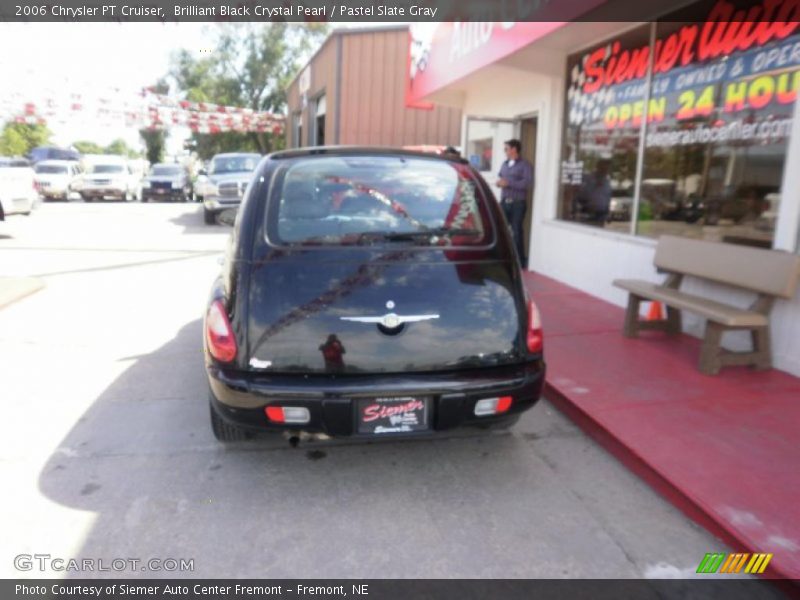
[204,147,545,442]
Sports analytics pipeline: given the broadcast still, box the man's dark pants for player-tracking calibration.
[502,199,527,263]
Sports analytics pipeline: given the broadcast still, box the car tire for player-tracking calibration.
[204,208,216,225]
[209,399,251,442]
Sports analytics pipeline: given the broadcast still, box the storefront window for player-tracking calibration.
[559,0,800,248]
[640,7,799,247]
[560,25,652,231]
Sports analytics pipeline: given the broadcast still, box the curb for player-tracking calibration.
[544,379,798,591]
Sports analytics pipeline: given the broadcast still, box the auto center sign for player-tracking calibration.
[565,0,800,145]
[405,0,606,106]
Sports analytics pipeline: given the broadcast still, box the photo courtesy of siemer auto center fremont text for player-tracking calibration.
[1,0,799,598]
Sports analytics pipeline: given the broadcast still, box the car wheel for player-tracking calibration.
[204,208,216,225]
[209,400,251,442]
[81,194,92,203]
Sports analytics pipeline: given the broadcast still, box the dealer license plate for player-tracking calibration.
[357,396,430,434]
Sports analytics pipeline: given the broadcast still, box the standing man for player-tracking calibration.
[496,139,533,263]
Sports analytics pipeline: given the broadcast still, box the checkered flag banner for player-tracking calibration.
[567,47,618,127]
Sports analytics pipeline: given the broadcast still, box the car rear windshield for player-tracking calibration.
[35,165,68,174]
[152,165,181,176]
[271,156,492,247]
[210,155,259,174]
[90,165,125,174]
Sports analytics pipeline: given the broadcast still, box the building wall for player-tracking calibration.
[287,29,462,148]
[339,30,461,147]
[456,51,800,376]
[286,35,338,148]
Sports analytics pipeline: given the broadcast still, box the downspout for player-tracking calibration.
[335,34,343,145]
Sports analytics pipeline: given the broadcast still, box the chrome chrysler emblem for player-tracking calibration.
[340,312,439,329]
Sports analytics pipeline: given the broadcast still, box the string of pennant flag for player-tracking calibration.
[0,87,285,135]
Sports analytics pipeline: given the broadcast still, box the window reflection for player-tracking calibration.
[560,25,651,232]
[559,0,800,248]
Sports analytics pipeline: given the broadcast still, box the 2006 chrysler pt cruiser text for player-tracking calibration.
[203,147,545,442]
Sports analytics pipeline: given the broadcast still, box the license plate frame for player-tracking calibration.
[356,396,430,435]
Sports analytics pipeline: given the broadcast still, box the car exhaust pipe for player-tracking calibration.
[283,431,332,447]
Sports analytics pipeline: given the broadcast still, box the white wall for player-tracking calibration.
[454,55,800,377]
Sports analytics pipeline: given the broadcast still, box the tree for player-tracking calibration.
[140,128,166,165]
[0,121,51,156]
[169,23,327,158]
[139,78,169,165]
[0,126,26,156]
[105,138,140,158]
[72,140,105,155]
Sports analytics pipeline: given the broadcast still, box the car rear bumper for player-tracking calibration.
[207,360,545,437]
[143,189,184,201]
[81,187,125,198]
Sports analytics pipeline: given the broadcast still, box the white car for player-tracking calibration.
[34,160,82,201]
[0,157,38,220]
[198,153,261,224]
[79,158,142,202]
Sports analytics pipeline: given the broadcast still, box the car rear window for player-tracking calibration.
[152,165,182,176]
[35,165,68,174]
[210,155,259,174]
[270,156,492,247]
[90,165,125,174]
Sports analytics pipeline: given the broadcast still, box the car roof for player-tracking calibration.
[269,146,469,165]
[37,160,77,166]
[212,153,261,158]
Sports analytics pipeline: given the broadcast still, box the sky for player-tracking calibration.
[0,23,213,155]
[0,22,401,157]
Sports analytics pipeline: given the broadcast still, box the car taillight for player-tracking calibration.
[474,396,513,416]
[206,300,237,363]
[265,406,310,424]
[527,300,543,353]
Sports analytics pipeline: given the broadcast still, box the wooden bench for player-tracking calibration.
[614,235,800,375]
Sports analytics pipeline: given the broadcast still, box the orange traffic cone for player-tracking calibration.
[646,301,664,321]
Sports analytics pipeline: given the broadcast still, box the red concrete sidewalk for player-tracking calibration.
[524,271,800,582]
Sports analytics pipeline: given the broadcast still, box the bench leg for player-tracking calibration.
[699,322,724,375]
[751,326,772,371]
[623,294,642,338]
[666,306,682,335]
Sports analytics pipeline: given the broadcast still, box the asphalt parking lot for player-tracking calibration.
[1,202,738,579]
